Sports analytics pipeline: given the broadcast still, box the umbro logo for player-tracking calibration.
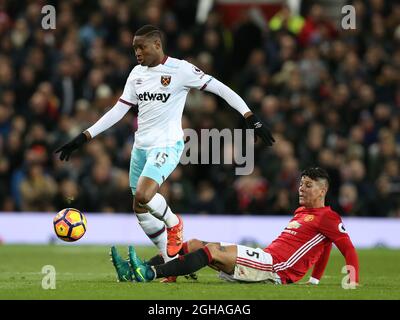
[137,92,171,103]
[192,65,203,75]
[254,122,262,129]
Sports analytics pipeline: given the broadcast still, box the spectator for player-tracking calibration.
[80,155,115,212]
[269,4,305,35]
[19,163,57,212]
[192,181,222,214]
[233,167,269,214]
[338,183,366,216]
[270,188,293,215]
[232,10,263,69]
[0,0,398,217]
[53,178,85,211]
[298,3,337,47]
[106,170,133,213]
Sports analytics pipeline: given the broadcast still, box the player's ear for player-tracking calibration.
[322,182,328,197]
[154,38,162,50]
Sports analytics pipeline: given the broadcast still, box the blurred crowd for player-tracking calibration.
[0,0,399,216]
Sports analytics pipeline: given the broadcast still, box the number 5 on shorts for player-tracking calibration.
[246,250,260,258]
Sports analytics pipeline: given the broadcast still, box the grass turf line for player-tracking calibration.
[0,245,399,300]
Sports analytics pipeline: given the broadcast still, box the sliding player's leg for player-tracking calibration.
[145,242,199,281]
[129,242,237,282]
[184,239,223,271]
[218,245,281,284]
[109,246,133,282]
[145,239,227,272]
[130,241,280,284]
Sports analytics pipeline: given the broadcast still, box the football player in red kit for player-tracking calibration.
[127,167,359,286]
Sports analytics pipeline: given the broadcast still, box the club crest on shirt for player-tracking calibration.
[304,215,314,222]
[287,221,302,229]
[161,75,171,87]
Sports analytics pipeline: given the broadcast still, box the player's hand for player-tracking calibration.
[245,114,275,146]
[55,132,88,161]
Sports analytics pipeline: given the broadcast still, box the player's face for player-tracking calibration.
[298,176,326,207]
[132,36,160,66]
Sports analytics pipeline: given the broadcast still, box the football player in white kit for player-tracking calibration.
[55,25,275,282]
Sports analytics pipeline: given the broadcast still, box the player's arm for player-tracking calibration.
[85,99,134,139]
[55,100,133,161]
[204,78,275,146]
[319,212,360,285]
[308,242,332,285]
[333,236,359,285]
[182,61,274,146]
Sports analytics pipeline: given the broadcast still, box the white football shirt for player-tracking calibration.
[119,56,213,149]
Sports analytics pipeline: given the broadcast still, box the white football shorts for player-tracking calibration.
[218,244,281,284]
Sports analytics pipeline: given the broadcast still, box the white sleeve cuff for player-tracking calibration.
[86,100,132,138]
[309,277,320,285]
[203,78,251,116]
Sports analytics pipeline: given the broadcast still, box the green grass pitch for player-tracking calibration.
[0,245,399,300]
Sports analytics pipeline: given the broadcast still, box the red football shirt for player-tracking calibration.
[264,206,359,284]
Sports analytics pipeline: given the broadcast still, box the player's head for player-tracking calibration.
[133,25,164,67]
[299,167,330,208]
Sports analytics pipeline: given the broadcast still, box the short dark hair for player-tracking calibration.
[301,167,330,188]
[135,25,162,39]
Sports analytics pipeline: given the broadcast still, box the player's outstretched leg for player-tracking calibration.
[128,246,156,282]
[146,252,165,266]
[146,244,198,282]
[129,245,212,283]
[109,246,133,282]
[144,253,176,283]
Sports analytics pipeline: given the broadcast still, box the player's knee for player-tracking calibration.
[187,239,204,252]
[134,203,147,214]
[133,196,147,214]
[205,243,219,261]
[134,189,153,206]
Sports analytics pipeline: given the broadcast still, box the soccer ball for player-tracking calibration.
[53,208,87,242]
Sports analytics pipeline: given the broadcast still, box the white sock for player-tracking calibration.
[146,193,179,228]
[136,212,174,262]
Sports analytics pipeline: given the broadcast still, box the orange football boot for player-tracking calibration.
[166,215,183,257]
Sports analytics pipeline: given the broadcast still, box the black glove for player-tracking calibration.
[245,114,275,146]
[55,132,88,161]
